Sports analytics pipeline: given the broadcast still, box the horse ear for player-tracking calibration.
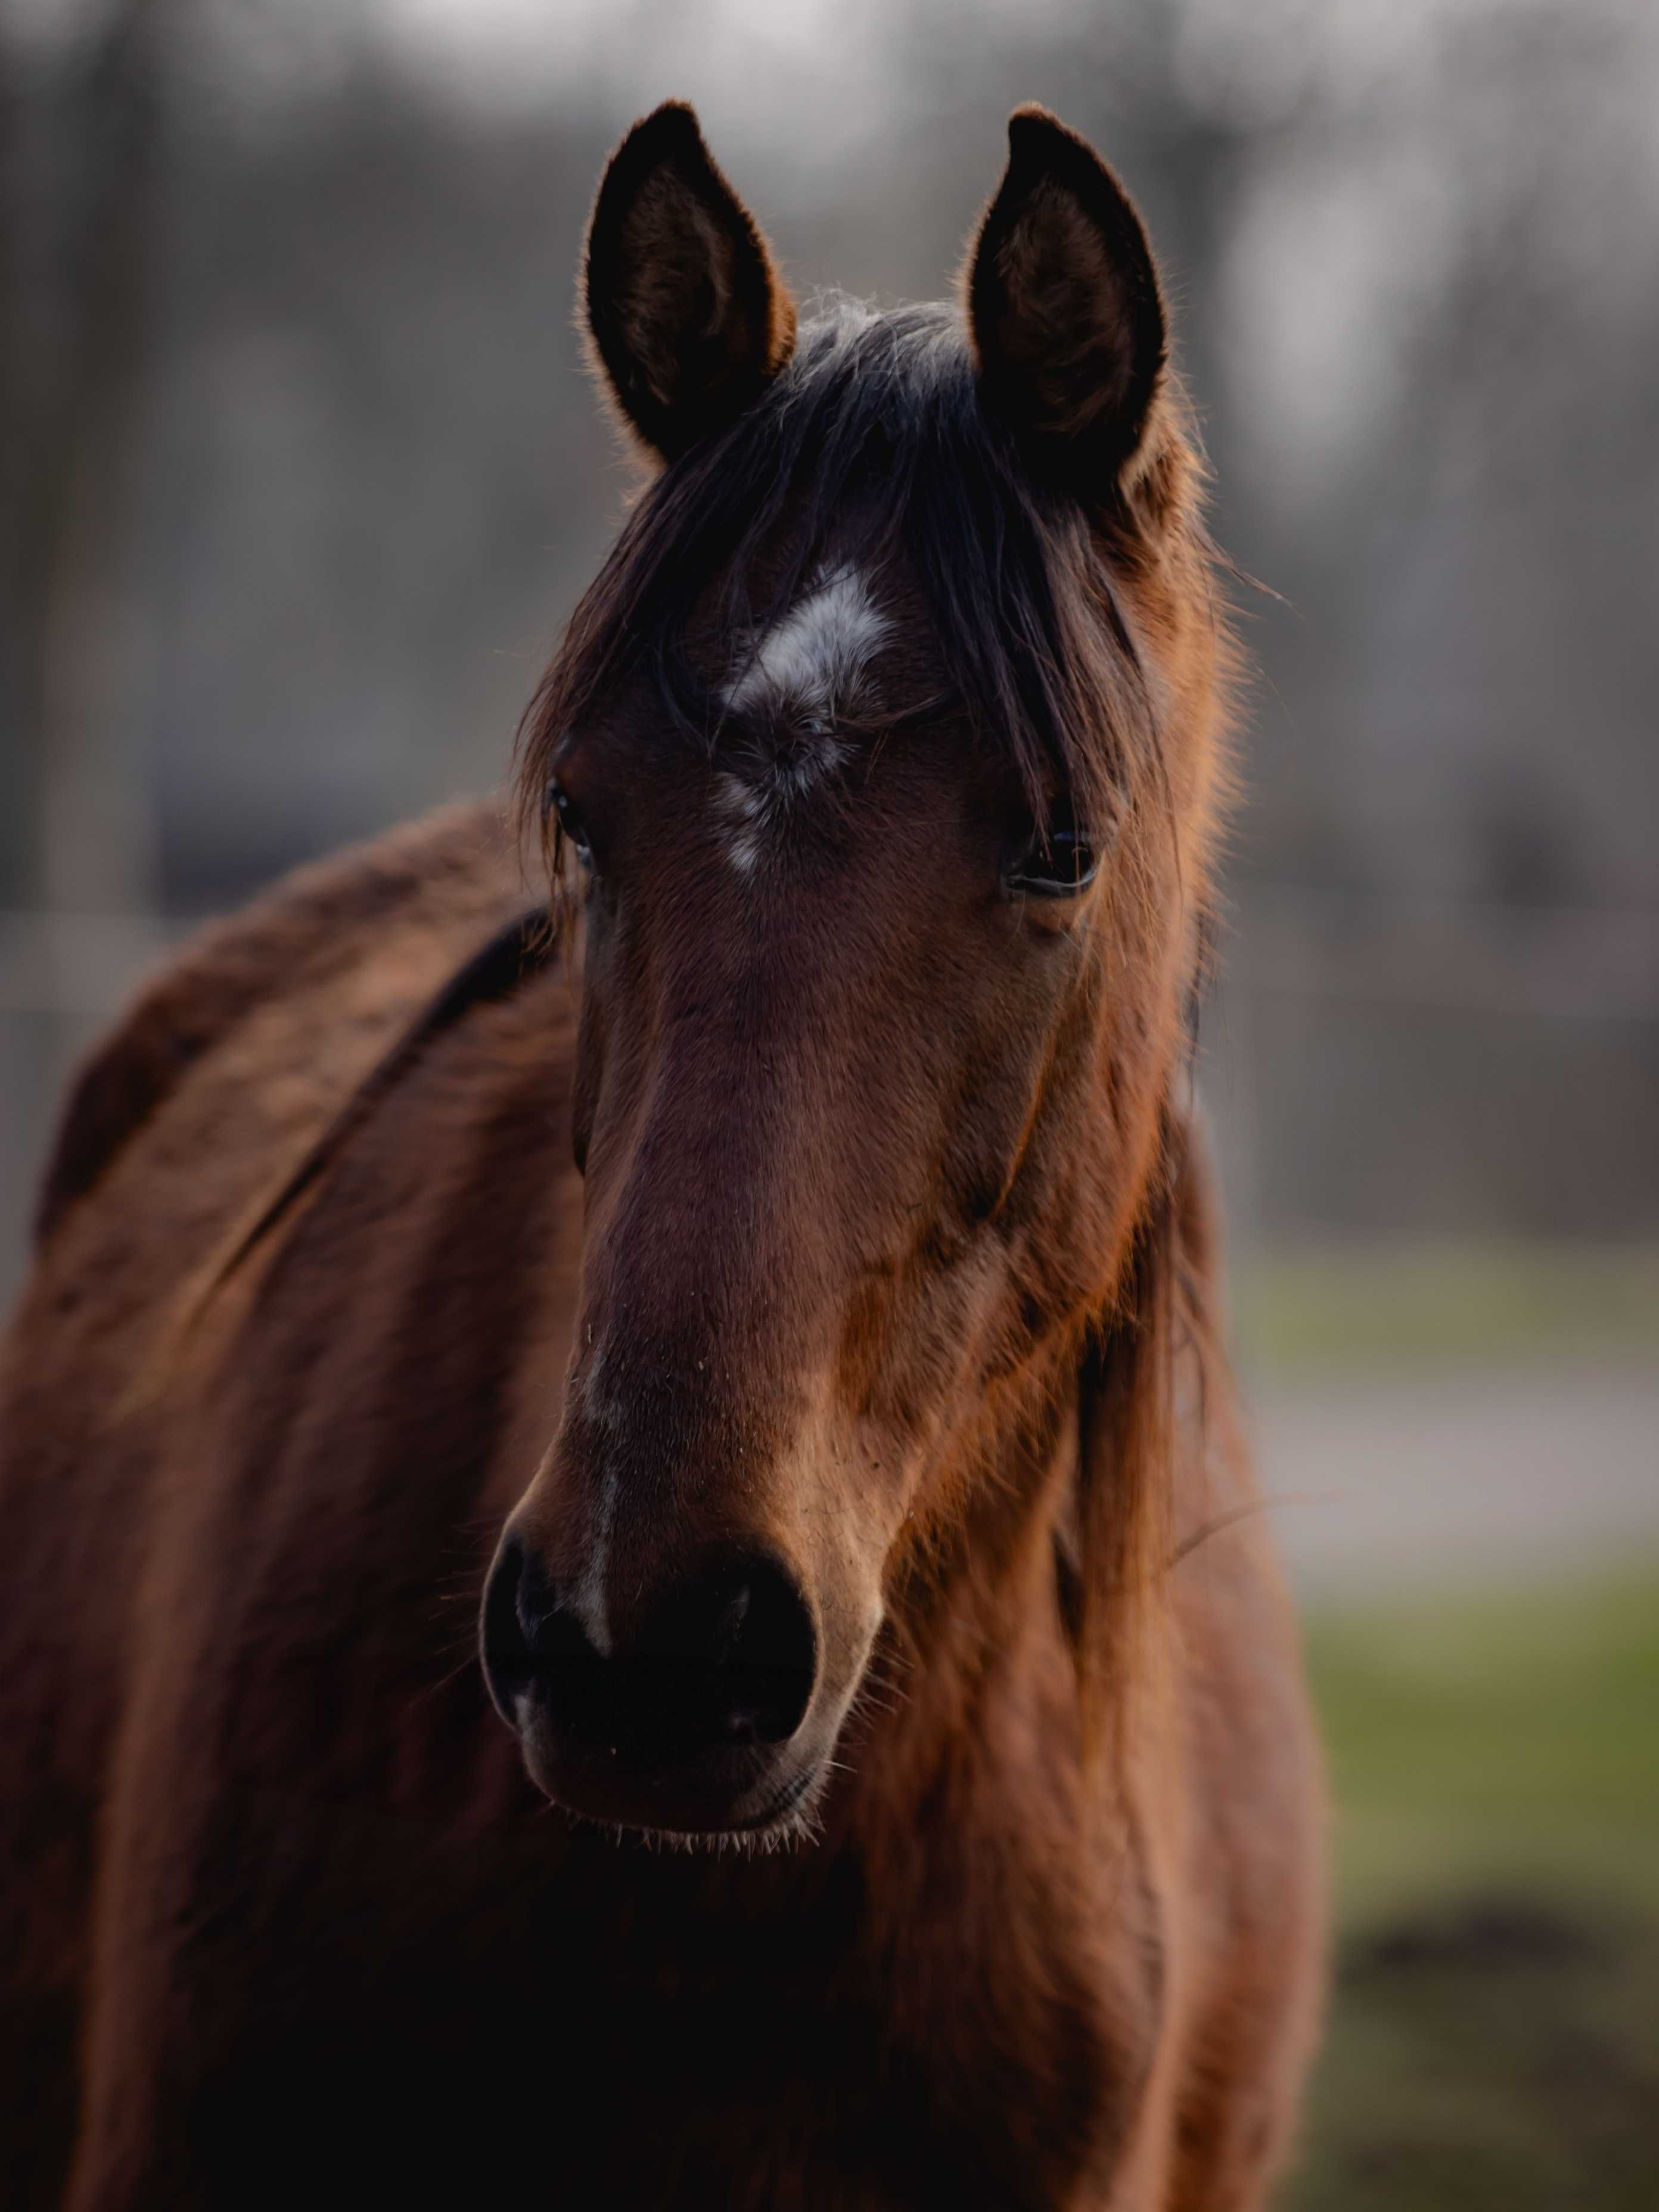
[967,106,1166,490]
[583,101,797,464]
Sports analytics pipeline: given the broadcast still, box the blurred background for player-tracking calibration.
[2,0,1655,2201]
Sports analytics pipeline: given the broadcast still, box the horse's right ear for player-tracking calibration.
[583,102,797,466]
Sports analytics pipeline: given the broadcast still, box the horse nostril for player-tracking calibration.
[481,1535,818,1769]
[710,1581,751,1659]
[480,1532,532,1721]
[710,1558,816,1746]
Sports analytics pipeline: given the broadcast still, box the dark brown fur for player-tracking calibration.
[0,106,1324,2210]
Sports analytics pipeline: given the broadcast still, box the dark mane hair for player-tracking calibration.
[514,299,1186,854]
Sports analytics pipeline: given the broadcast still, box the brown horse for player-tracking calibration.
[0,104,1324,2210]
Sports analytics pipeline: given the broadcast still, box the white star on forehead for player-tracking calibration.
[714,564,890,877]
[721,564,889,728]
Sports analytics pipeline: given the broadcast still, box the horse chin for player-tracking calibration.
[626,1767,830,1856]
[515,1722,827,1852]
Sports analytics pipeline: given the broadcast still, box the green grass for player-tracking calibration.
[1308,1569,1659,1923]
[1234,1241,1659,1376]
[1285,1565,1659,2211]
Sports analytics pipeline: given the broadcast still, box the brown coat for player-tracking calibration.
[0,803,1322,2209]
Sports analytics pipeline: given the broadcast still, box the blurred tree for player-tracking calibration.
[1,0,1654,1284]
[2,0,163,920]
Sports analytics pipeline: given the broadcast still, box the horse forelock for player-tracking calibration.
[512,297,1211,875]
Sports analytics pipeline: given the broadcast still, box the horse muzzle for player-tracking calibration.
[479,1529,822,1836]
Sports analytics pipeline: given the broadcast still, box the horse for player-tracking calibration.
[0,103,1324,2210]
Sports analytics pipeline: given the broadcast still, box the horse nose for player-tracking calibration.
[480,1534,818,1772]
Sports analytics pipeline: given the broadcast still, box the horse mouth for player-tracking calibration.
[486,1634,827,1841]
[509,1708,825,1844]
[731,1763,822,1835]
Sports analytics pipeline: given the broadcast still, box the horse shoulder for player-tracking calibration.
[1,795,533,1804]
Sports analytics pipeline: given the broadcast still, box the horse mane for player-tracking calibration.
[192,905,557,1300]
[512,298,1183,861]
[1075,1102,1212,1748]
[34,805,512,1249]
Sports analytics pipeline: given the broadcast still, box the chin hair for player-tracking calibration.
[556,1766,832,1858]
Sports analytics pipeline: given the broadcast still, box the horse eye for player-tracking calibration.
[546,781,592,865]
[1005,800,1099,899]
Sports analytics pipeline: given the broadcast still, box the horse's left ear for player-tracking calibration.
[583,101,797,465]
[967,106,1167,490]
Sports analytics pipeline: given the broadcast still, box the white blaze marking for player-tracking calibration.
[716,565,889,874]
[715,771,768,878]
[566,1335,616,1655]
[567,1507,614,1656]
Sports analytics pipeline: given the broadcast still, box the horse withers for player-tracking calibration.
[0,103,1324,2209]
